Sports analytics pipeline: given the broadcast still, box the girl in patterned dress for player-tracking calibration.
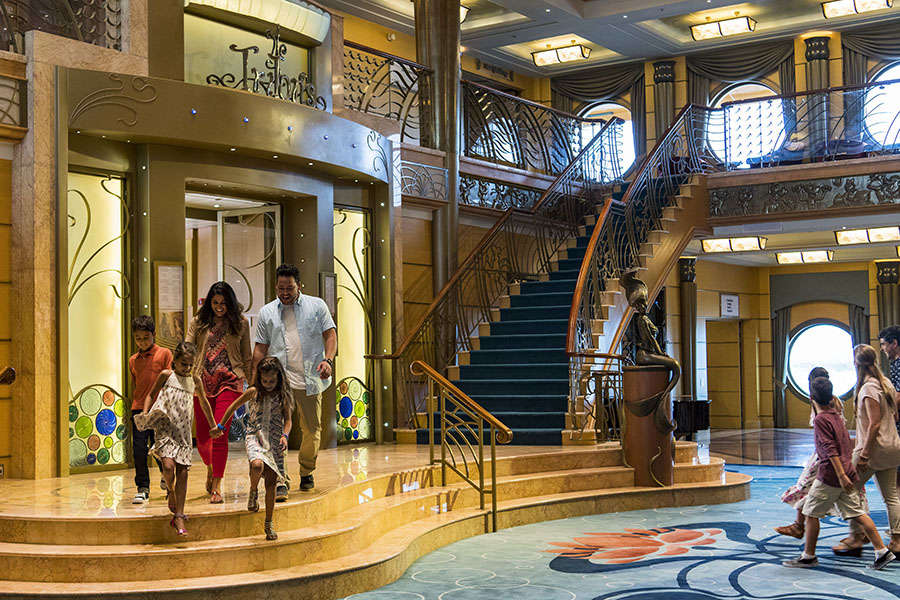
[135,342,215,536]
[212,357,293,540]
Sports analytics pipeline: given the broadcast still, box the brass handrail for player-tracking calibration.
[343,40,433,73]
[410,359,512,532]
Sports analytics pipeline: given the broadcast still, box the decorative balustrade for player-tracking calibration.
[412,360,511,532]
[369,117,623,431]
[566,105,721,433]
[720,78,900,169]
[462,81,617,177]
[0,0,122,53]
[343,41,432,146]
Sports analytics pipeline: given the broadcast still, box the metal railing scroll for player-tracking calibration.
[0,0,122,53]
[412,360,511,532]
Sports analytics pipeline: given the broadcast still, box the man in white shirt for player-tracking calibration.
[252,264,337,493]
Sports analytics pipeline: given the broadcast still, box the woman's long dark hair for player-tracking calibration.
[197,281,243,334]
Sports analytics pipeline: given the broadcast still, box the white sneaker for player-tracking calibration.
[132,488,150,504]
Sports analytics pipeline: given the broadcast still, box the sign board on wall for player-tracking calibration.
[720,293,740,318]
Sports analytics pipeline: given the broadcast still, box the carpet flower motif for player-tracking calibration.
[546,527,722,564]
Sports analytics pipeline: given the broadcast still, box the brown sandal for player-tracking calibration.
[774,522,804,539]
[209,490,224,504]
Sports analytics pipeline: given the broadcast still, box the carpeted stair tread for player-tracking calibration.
[519,279,577,294]
[488,319,568,335]
[510,292,573,307]
[467,349,567,364]
[453,379,568,395]
[465,395,567,412]
[549,269,580,281]
[565,246,586,260]
[415,428,563,445]
[477,334,567,350]
[499,306,570,321]
[424,411,566,430]
[458,363,568,380]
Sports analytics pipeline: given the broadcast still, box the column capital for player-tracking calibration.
[804,36,830,62]
[876,260,900,284]
[678,256,697,282]
[653,60,676,84]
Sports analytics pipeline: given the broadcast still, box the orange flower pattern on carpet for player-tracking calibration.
[546,527,723,564]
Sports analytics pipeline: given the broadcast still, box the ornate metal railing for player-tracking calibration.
[720,78,900,169]
[412,360,511,532]
[369,117,623,432]
[399,160,448,203]
[0,0,122,53]
[343,41,432,146]
[462,81,620,177]
[459,175,544,211]
[566,105,721,434]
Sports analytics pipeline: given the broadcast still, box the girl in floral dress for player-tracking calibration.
[212,357,293,540]
[134,342,215,536]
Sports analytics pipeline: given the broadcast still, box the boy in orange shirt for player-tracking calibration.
[128,316,173,503]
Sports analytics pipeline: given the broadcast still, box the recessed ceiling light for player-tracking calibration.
[273,155,279,159]
[308,162,314,166]
[701,236,767,252]
[545,7,550,11]
[213,203,221,208]
[835,226,900,245]
[229,147,236,151]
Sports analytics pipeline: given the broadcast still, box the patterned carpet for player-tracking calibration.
[343,466,899,600]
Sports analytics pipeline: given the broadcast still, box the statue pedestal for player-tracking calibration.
[623,365,674,487]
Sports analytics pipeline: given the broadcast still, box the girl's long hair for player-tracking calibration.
[853,344,896,413]
[197,281,243,335]
[253,356,293,413]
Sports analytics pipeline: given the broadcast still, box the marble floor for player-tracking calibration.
[0,443,586,519]
[704,428,815,467]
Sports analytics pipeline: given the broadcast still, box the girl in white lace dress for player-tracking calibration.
[134,342,215,536]
[213,356,293,540]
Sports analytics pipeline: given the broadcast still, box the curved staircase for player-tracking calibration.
[0,444,748,598]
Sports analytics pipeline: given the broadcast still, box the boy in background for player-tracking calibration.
[783,376,894,570]
[129,316,172,504]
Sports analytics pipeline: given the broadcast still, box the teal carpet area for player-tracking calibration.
[343,465,899,600]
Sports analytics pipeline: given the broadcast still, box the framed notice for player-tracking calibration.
[154,261,186,350]
[319,271,337,318]
[720,293,740,319]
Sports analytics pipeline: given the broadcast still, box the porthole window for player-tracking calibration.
[709,82,782,168]
[581,102,635,175]
[864,63,900,147]
[786,322,855,399]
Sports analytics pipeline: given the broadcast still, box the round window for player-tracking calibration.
[709,83,782,168]
[786,323,855,398]
[864,63,900,147]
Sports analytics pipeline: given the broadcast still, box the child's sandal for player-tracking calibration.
[170,514,188,536]
[247,489,259,512]
[265,520,277,541]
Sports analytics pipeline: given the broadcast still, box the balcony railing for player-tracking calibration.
[0,0,122,53]
[462,81,614,177]
[719,78,900,169]
[343,41,433,146]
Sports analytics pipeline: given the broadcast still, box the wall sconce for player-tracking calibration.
[531,44,591,67]
[460,5,469,22]
[691,15,757,40]
[776,250,835,264]
[700,236,767,253]
[834,226,900,245]
[821,0,893,18]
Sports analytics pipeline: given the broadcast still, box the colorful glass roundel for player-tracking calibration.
[69,387,127,468]
[336,378,371,443]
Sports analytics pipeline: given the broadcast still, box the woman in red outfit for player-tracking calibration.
[187,281,251,503]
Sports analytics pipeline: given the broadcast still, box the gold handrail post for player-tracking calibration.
[439,387,447,486]
[490,427,497,532]
[428,378,435,466]
[478,416,485,512]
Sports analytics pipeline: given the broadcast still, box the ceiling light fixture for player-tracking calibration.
[700,236,767,253]
[776,250,835,264]
[460,5,469,22]
[531,43,591,66]
[821,0,893,18]
[691,15,757,40]
[834,226,900,245]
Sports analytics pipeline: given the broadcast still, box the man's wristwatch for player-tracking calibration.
[324,357,335,369]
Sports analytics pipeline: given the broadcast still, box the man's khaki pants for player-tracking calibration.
[292,389,322,477]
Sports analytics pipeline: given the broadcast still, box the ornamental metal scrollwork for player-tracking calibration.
[206,24,327,111]
[69,73,157,128]
[400,161,447,203]
[458,175,542,211]
[0,0,122,53]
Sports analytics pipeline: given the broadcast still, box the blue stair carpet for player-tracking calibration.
[417,215,599,446]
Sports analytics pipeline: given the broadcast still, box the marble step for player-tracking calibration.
[0,470,751,599]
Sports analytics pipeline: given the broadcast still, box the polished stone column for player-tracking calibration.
[414,0,460,292]
[653,61,676,139]
[805,37,830,152]
[678,257,697,401]
[876,260,900,370]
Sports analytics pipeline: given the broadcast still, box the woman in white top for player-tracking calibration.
[833,344,900,556]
